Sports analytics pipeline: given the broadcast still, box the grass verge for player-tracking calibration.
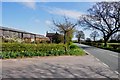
[1,43,85,59]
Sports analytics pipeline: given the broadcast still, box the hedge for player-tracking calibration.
[81,42,120,53]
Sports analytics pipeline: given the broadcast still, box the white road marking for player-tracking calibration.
[114,71,119,75]
[84,50,110,68]
[102,62,109,68]
[76,44,120,75]
[83,49,120,75]
[108,54,119,58]
[85,44,119,58]
[102,51,120,58]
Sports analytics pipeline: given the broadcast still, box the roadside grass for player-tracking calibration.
[1,43,85,59]
[107,43,119,44]
[99,43,120,53]
[81,42,120,53]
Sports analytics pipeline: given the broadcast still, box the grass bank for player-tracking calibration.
[1,43,85,59]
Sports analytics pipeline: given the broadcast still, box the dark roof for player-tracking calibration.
[0,26,47,38]
[46,33,56,37]
[0,26,34,34]
[36,34,47,38]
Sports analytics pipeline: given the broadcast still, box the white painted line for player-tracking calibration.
[83,50,110,68]
[105,52,120,59]
[94,56,110,68]
[109,54,119,58]
[83,50,90,55]
[76,43,120,75]
[96,48,119,58]
[78,43,119,58]
[102,62,109,68]
[114,71,119,75]
[96,58,100,62]
[84,49,120,76]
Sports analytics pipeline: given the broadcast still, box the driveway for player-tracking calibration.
[1,55,118,79]
[75,43,119,74]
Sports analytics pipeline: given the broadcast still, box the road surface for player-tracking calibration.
[75,43,119,74]
[2,55,118,78]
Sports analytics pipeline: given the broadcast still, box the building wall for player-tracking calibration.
[23,34,31,38]
[9,31,19,38]
[0,29,3,37]
[24,38,31,43]
[3,30,10,38]
[31,34,35,42]
[0,27,48,43]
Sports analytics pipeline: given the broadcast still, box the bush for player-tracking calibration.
[108,44,120,53]
[69,44,79,49]
[81,42,120,53]
[109,44,120,49]
[67,48,85,56]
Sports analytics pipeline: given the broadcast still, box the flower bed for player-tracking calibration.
[1,43,85,59]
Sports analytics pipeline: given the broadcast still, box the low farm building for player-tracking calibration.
[0,26,49,43]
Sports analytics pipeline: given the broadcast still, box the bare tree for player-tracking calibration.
[53,16,77,44]
[79,2,120,47]
[76,30,85,43]
[52,16,77,51]
[90,31,99,41]
[110,33,120,41]
[116,33,120,41]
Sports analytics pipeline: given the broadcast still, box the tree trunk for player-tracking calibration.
[104,38,109,47]
[64,32,66,44]
[63,31,67,52]
[78,38,80,44]
[104,41,107,47]
[103,34,111,47]
[94,37,95,42]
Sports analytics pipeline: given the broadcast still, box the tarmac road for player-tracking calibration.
[75,43,119,74]
[2,55,118,78]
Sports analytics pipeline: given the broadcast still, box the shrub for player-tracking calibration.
[109,44,120,49]
[69,44,79,49]
[67,48,85,56]
[81,42,120,53]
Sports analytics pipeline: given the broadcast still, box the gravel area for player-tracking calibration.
[1,55,119,78]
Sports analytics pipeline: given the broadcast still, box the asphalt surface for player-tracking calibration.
[2,55,118,78]
[75,43,119,74]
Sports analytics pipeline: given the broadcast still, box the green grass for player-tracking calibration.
[82,42,120,53]
[1,43,85,59]
[67,48,85,56]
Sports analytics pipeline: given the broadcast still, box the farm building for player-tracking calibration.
[46,31,63,43]
[0,26,49,43]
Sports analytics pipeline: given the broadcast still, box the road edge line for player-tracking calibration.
[83,49,120,76]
